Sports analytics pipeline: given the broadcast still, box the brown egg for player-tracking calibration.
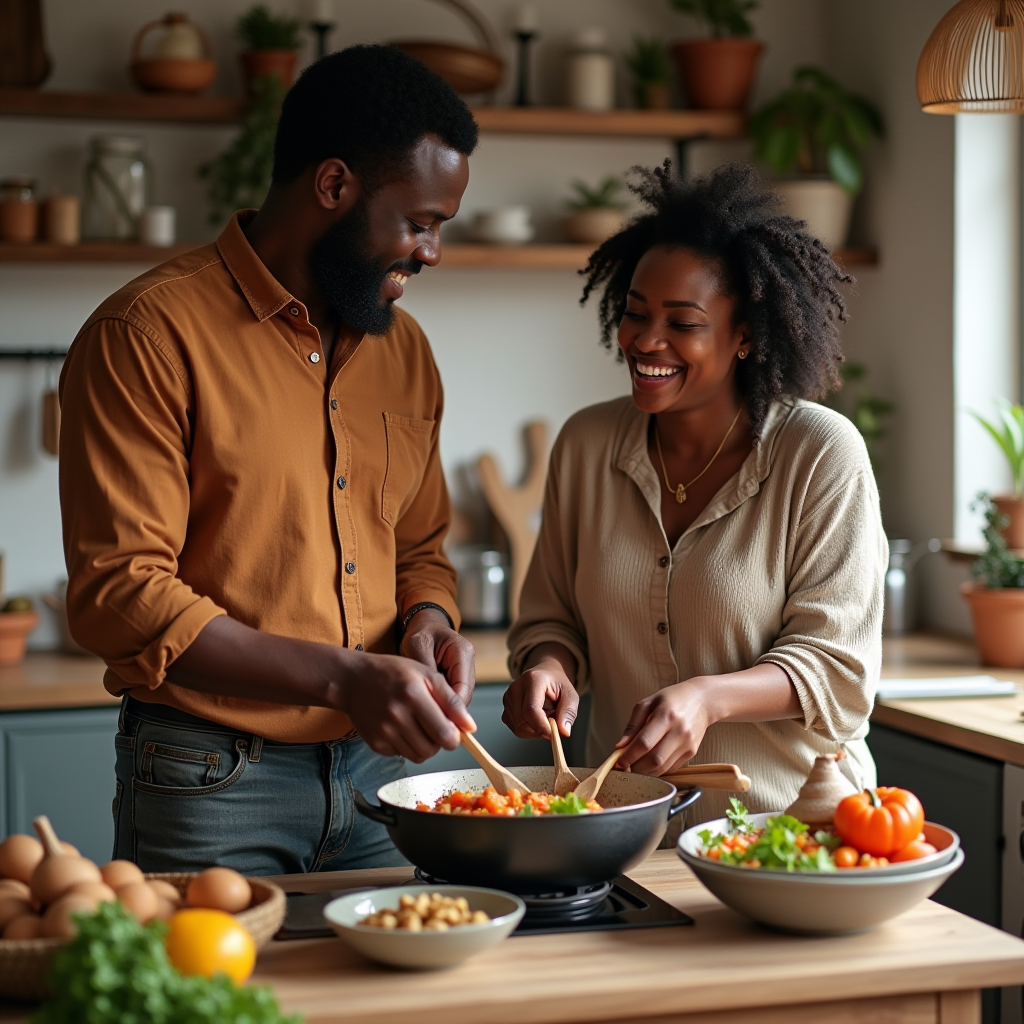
[149,880,183,907]
[42,894,100,939]
[31,856,102,907]
[152,896,179,920]
[100,859,144,890]
[186,867,251,913]
[0,879,32,901]
[0,835,44,884]
[64,881,117,904]
[115,881,159,923]
[0,895,34,929]
[3,912,43,940]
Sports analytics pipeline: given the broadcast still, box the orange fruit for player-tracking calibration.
[164,908,255,984]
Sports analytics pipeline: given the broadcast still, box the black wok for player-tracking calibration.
[354,765,700,893]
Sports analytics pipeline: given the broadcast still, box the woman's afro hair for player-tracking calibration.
[580,162,852,440]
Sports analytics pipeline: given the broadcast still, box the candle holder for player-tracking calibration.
[513,29,537,106]
[309,20,335,60]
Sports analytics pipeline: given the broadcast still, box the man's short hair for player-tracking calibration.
[272,45,479,187]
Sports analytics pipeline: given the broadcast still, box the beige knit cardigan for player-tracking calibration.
[508,397,886,825]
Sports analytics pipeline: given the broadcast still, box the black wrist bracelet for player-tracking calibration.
[400,601,455,637]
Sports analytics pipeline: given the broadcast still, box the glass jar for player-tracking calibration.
[82,136,150,240]
[0,177,39,243]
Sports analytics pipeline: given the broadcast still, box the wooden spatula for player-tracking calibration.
[662,763,751,792]
[573,747,624,803]
[460,731,529,795]
[548,718,580,796]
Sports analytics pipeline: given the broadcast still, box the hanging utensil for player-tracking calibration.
[41,357,59,456]
[460,731,529,795]
[548,718,580,796]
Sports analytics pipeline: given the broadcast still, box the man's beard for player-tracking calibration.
[309,201,421,336]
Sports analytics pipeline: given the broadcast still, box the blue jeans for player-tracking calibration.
[113,697,409,875]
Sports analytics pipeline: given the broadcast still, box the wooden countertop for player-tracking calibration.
[240,850,1024,1024]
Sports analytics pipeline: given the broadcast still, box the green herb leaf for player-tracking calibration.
[725,797,753,833]
[550,792,591,814]
[517,803,535,816]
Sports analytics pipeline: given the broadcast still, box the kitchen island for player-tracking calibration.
[240,849,1024,1024]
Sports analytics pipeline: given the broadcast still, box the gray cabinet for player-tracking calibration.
[0,706,120,864]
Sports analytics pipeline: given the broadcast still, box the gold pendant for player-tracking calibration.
[675,484,686,504]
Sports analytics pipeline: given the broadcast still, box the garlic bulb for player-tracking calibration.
[786,752,858,825]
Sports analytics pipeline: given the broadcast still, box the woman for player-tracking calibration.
[503,163,886,822]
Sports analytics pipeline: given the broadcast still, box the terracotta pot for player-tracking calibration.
[962,582,1024,667]
[241,49,298,93]
[772,178,854,249]
[993,495,1024,550]
[131,58,216,94]
[562,208,628,244]
[671,38,763,111]
[0,612,39,666]
[635,81,673,110]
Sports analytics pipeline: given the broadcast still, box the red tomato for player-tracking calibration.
[833,787,925,857]
[448,791,474,810]
[479,788,508,815]
[833,846,860,868]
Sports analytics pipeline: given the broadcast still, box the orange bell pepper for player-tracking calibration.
[833,787,925,857]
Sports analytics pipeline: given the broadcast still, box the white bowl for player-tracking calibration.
[323,885,525,969]
[678,813,965,935]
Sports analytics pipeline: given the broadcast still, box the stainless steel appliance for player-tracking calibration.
[450,545,508,627]
[884,537,942,635]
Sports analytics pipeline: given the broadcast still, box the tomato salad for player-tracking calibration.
[417,788,602,817]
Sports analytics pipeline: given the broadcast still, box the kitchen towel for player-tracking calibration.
[877,675,1020,699]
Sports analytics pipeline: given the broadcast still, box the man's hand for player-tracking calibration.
[400,608,476,709]
[503,657,579,740]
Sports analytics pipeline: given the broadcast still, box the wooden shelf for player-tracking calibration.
[0,89,743,139]
[0,241,881,271]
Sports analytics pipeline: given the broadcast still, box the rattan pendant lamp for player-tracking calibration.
[918,0,1024,113]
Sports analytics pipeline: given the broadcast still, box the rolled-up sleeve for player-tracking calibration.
[758,467,887,742]
[58,317,226,690]
[507,432,591,691]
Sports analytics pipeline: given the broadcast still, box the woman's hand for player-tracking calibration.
[502,643,579,740]
[613,679,713,776]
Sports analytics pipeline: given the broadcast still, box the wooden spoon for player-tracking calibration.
[460,731,529,795]
[573,747,624,803]
[662,763,751,792]
[548,718,580,796]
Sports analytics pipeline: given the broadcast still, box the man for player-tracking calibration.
[59,46,479,874]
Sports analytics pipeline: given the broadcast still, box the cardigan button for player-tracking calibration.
[345,561,356,574]
[658,556,670,568]
[330,398,338,410]
[657,621,668,634]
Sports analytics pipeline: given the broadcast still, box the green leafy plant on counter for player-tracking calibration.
[667,0,759,38]
[823,361,894,467]
[34,901,302,1024]
[625,36,672,107]
[238,4,302,50]
[199,74,282,226]
[971,493,1024,589]
[970,399,1024,495]
[565,176,627,211]
[750,66,884,195]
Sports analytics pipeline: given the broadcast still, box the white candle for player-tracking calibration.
[306,0,333,23]
[514,3,538,33]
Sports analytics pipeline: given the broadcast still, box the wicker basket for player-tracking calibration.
[0,874,286,1003]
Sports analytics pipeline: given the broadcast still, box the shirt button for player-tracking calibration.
[657,621,668,634]
[330,398,338,410]
[345,561,356,574]
[289,307,300,316]
[355,644,363,651]
[309,351,321,364]
[337,476,347,490]
[658,556,670,568]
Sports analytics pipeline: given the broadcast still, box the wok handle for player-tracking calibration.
[353,789,398,828]
[667,786,702,820]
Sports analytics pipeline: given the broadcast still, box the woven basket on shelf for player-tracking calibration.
[0,874,286,1004]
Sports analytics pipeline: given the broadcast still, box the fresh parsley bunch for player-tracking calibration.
[34,902,302,1024]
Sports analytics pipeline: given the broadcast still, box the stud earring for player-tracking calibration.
[738,350,748,360]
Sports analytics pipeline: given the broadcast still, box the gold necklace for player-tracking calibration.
[653,405,744,504]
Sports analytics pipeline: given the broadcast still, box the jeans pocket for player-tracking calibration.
[132,722,247,797]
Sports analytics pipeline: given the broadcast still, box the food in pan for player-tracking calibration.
[697,794,936,872]
[358,892,491,931]
[416,787,602,816]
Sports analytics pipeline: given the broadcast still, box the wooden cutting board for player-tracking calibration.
[0,0,51,87]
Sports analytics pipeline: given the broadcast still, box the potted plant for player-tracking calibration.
[0,595,39,666]
[667,0,763,111]
[625,36,673,110]
[749,66,884,248]
[962,494,1024,667]
[970,399,1024,549]
[238,4,302,94]
[199,75,282,226]
[562,177,629,244]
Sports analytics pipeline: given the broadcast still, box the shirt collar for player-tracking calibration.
[614,398,796,542]
[216,210,294,322]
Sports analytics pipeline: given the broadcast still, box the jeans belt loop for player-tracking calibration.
[248,734,264,763]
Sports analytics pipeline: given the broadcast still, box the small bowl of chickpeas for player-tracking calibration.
[323,885,525,969]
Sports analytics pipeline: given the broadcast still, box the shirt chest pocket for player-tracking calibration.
[382,412,434,526]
